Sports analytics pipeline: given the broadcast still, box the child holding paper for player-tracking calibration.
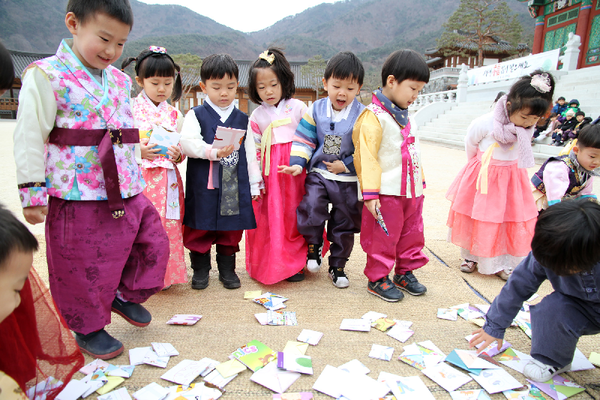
[180,54,262,290]
[470,198,600,382]
[353,49,429,302]
[122,46,187,288]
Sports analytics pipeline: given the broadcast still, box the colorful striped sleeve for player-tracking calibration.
[290,107,318,169]
[352,109,382,200]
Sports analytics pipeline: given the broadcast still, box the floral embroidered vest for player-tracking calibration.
[33,40,143,202]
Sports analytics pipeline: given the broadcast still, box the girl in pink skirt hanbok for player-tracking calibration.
[446,70,555,280]
[123,46,187,288]
[245,48,326,284]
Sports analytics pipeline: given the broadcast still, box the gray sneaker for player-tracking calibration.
[368,276,404,302]
[393,271,427,295]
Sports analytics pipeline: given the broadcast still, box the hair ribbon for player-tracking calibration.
[531,73,551,93]
[259,50,275,64]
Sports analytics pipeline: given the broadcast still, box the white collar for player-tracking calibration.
[141,90,165,109]
[205,97,235,122]
[265,99,286,116]
[326,98,352,122]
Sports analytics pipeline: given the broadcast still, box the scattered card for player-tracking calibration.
[252,292,288,311]
[203,369,237,390]
[372,318,396,332]
[80,359,110,375]
[449,389,491,400]
[277,352,313,375]
[502,384,545,400]
[133,383,169,400]
[339,319,371,332]
[166,315,202,325]
[97,387,132,400]
[250,361,300,394]
[369,344,394,361]
[215,359,247,378]
[160,359,208,386]
[470,369,522,394]
[151,343,179,358]
[378,372,435,400]
[244,290,261,299]
[142,349,170,368]
[527,375,585,400]
[498,348,533,374]
[361,311,387,323]
[56,379,89,400]
[273,394,313,400]
[105,365,134,379]
[422,363,472,392]
[438,308,458,321]
[282,341,308,356]
[589,351,600,367]
[266,310,298,326]
[297,329,323,345]
[96,376,125,395]
[338,359,370,375]
[387,324,414,343]
[232,340,277,372]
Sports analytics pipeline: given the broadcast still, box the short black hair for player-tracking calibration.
[381,49,430,87]
[248,48,295,105]
[577,124,600,149]
[506,69,555,117]
[200,53,238,83]
[557,96,565,101]
[66,0,134,28]
[0,205,38,270]
[121,48,183,102]
[576,110,585,117]
[0,41,14,91]
[324,51,364,86]
[532,198,600,275]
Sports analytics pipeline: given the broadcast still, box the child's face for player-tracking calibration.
[322,76,361,111]
[255,67,282,107]
[201,75,238,108]
[574,145,600,171]
[136,75,174,106]
[570,103,578,108]
[65,11,130,70]
[0,251,33,323]
[508,106,541,128]
[576,115,584,122]
[566,114,574,120]
[382,77,426,109]
[558,99,565,105]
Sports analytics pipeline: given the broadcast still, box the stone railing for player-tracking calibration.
[413,89,457,107]
[429,67,462,79]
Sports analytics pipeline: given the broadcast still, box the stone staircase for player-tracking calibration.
[416,65,600,163]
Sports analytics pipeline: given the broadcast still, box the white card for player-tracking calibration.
[160,360,205,386]
[81,372,108,398]
[97,387,132,400]
[361,311,387,323]
[393,320,413,329]
[569,348,596,371]
[339,319,371,332]
[166,314,202,325]
[312,365,345,398]
[133,383,169,400]
[197,357,220,377]
[449,389,491,400]
[129,347,152,366]
[438,308,458,321]
[422,363,472,392]
[297,329,323,345]
[249,360,301,394]
[387,324,414,343]
[143,349,170,368]
[254,313,269,325]
[151,343,179,357]
[80,359,110,375]
[56,379,89,400]
[378,372,435,400]
[203,369,237,389]
[369,344,394,361]
[338,359,370,375]
[469,369,522,394]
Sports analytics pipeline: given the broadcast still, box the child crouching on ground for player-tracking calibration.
[353,49,429,302]
[470,198,600,382]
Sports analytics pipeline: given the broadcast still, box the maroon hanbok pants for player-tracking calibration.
[45,195,169,334]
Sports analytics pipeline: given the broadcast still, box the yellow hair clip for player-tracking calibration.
[259,50,275,65]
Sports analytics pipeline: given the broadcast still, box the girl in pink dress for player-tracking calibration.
[122,46,187,288]
[446,70,555,280]
[244,49,312,284]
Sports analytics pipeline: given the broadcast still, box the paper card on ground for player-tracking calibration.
[387,324,414,343]
[502,384,545,399]
[277,352,313,375]
[445,350,483,375]
[282,341,308,356]
[498,348,533,374]
[569,348,595,371]
[151,343,179,358]
[133,383,169,400]
[255,313,269,325]
[464,335,511,357]
[250,360,300,394]
[129,347,152,366]
[338,359,370,375]
[244,290,261,299]
[449,389,491,400]
[80,359,110,375]
[166,315,202,325]
[252,292,288,310]
[215,359,247,378]
[165,383,223,400]
[339,318,371,332]
[105,365,134,378]
[160,360,207,386]
[438,308,458,321]
[297,329,323,345]
[474,304,490,314]
[266,310,297,326]
[203,369,237,390]
[361,311,387,323]
[369,344,394,361]
[143,349,170,368]
[378,372,434,400]
[27,377,63,400]
[232,340,277,372]
[338,370,391,400]
[147,126,181,157]
[456,305,485,321]
[527,375,585,400]
[470,369,522,394]
[454,349,501,369]
[422,363,472,392]
[56,379,89,400]
[272,393,313,400]
[393,320,413,329]
[197,358,220,377]
[81,371,109,398]
[399,342,445,370]
[312,365,345,398]
[213,126,245,150]
[589,351,600,367]
[97,387,132,400]
[514,311,532,338]
[372,318,396,332]
[96,376,125,395]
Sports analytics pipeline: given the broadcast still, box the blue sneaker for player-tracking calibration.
[368,276,403,302]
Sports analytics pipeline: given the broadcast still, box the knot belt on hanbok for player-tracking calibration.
[49,127,139,218]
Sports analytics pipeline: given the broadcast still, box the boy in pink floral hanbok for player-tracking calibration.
[12,0,169,360]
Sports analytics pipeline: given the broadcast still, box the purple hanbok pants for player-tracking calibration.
[45,194,169,334]
[361,195,428,282]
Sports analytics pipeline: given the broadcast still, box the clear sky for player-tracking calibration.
[137,0,338,33]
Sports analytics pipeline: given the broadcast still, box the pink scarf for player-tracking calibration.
[492,95,535,168]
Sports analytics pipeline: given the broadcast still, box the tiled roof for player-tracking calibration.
[232,61,314,89]
[10,49,54,78]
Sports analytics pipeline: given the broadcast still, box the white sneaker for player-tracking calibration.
[523,359,571,382]
[306,243,323,273]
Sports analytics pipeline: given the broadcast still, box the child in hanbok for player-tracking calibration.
[122,46,187,288]
[446,71,555,280]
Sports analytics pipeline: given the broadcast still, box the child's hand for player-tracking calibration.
[278,165,302,176]
[252,195,261,201]
[23,206,47,225]
[323,160,346,174]
[468,328,502,354]
[217,145,234,159]
[140,138,160,161]
[365,199,381,220]
[167,145,181,162]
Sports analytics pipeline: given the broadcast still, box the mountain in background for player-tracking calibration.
[0,0,533,62]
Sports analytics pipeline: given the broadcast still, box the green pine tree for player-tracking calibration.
[300,55,326,100]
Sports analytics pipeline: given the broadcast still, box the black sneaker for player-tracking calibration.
[286,269,305,282]
[111,298,152,327]
[75,329,124,360]
[393,271,427,295]
[328,267,349,288]
[367,276,403,302]
[306,243,323,273]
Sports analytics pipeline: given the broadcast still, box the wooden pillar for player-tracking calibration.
[532,15,545,54]
[576,0,593,68]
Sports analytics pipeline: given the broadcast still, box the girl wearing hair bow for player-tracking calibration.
[446,70,555,280]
